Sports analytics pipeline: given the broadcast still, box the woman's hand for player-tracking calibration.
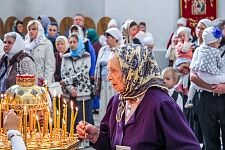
[70,88,77,97]
[76,121,99,143]
[60,80,66,87]
[3,109,19,131]
[212,83,225,94]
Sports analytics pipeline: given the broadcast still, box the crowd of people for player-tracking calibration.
[1,14,225,150]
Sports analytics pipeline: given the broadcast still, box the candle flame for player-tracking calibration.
[70,101,73,110]
[58,93,61,99]
[36,115,39,121]
[76,107,78,111]
[63,99,67,104]
[53,90,56,97]
[44,80,48,85]
[62,119,65,124]
[49,118,53,123]
[57,110,59,115]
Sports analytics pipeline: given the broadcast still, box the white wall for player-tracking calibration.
[105,0,179,51]
[0,0,225,69]
[0,0,105,24]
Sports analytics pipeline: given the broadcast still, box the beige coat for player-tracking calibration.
[30,39,55,84]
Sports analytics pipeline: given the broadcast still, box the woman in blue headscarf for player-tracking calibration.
[61,33,94,130]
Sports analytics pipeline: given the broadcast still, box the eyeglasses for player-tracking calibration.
[4,41,14,44]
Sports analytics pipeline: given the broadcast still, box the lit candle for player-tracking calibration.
[33,113,36,132]
[71,107,78,137]
[57,94,61,130]
[49,117,53,141]
[24,105,28,146]
[57,110,60,131]
[44,80,48,87]
[63,99,68,134]
[36,115,42,135]
[83,99,85,125]
[62,119,66,140]
[53,90,57,129]
[70,101,74,136]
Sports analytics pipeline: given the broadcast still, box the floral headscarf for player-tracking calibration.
[112,44,167,122]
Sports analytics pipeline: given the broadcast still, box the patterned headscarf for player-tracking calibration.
[112,44,167,122]
[112,43,167,99]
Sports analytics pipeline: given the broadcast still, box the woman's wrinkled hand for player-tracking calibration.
[76,121,99,143]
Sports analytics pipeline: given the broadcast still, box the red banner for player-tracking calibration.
[180,0,217,33]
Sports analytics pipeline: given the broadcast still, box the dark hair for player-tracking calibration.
[129,21,137,28]
[105,33,118,42]
[68,33,79,41]
[49,22,58,27]
[14,20,23,27]
[75,14,85,18]
[138,22,146,27]
[70,26,79,33]
[105,33,114,38]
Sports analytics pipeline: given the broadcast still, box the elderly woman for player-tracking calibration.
[25,20,55,85]
[61,33,94,126]
[77,43,200,149]
[0,32,36,93]
[0,39,4,57]
[54,36,69,82]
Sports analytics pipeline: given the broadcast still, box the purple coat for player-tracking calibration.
[92,87,200,150]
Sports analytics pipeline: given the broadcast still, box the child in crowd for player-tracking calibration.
[175,27,193,96]
[185,27,224,108]
[162,67,183,111]
[165,34,178,66]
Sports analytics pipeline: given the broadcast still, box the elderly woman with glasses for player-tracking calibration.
[77,40,201,149]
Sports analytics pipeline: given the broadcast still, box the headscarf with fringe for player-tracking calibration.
[111,43,167,122]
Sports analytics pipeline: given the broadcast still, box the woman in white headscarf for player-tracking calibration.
[0,32,36,93]
[95,27,123,119]
[121,20,139,44]
[25,20,55,85]
[193,18,213,47]
[0,39,4,57]
[107,19,118,29]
